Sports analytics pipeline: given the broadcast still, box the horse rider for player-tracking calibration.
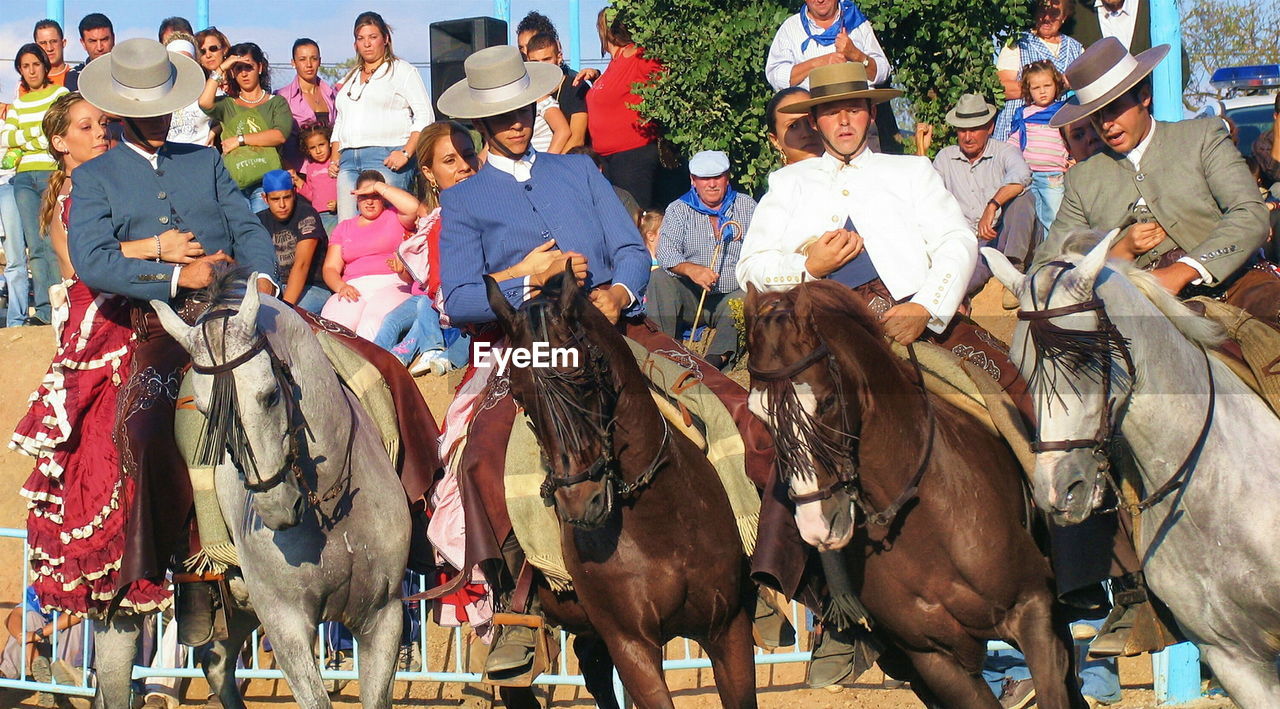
[736,60,1049,686]
[1040,37,1273,656]
[432,45,797,682]
[68,40,277,639]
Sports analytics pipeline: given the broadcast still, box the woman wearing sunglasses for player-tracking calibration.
[329,11,433,222]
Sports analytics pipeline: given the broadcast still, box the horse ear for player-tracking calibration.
[484,274,519,336]
[234,273,262,331]
[1076,228,1121,286]
[980,247,1025,296]
[559,258,582,318]
[150,299,195,349]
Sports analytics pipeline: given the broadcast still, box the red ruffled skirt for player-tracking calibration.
[10,280,169,616]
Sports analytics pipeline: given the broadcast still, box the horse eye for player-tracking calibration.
[264,389,281,408]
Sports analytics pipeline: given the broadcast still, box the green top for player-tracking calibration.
[0,84,71,173]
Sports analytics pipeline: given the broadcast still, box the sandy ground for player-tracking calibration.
[0,283,1230,707]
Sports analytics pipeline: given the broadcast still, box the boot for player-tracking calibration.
[485,624,538,677]
[752,590,796,649]
[806,624,881,689]
[176,581,216,647]
[1089,572,1175,657]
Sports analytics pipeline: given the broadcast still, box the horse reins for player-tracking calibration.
[1018,262,1217,514]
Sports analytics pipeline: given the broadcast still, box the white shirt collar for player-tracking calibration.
[1123,119,1156,170]
[487,149,537,182]
[818,145,874,171]
[123,140,161,170]
[1100,0,1136,17]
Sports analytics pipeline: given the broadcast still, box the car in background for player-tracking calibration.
[1196,64,1279,158]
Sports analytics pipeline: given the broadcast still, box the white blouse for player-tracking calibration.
[332,58,434,150]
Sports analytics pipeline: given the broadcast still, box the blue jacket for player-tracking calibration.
[439,153,650,325]
[69,142,278,301]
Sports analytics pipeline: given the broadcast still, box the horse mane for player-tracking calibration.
[1057,229,1226,348]
[754,280,888,347]
[201,263,255,314]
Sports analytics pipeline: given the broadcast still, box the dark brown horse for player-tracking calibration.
[483,271,757,709]
[745,281,1085,709]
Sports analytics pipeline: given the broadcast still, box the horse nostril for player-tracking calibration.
[1063,479,1087,509]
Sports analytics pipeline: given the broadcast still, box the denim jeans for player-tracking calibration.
[12,170,56,323]
[1030,171,1065,233]
[336,146,415,222]
[983,648,1033,696]
[241,185,267,215]
[294,283,332,314]
[0,181,29,326]
[372,295,470,368]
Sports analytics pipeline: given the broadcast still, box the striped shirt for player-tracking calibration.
[0,84,70,173]
[657,194,757,294]
[1008,104,1069,173]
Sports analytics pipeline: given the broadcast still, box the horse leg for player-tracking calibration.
[1199,644,1280,709]
[92,613,144,709]
[701,606,758,709]
[200,606,259,709]
[900,647,1002,709]
[876,642,946,709]
[256,612,332,709]
[1005,594,1086,709]
[351,601,402,709]
[598,631,674,709]
[573,635,621,709]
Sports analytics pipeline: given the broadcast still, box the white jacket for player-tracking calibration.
[736,151,976,333]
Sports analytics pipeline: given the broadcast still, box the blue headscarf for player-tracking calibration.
[800,0,870,52]
[1010,99,1067,150]
[679,184,740,241]
[262,169,294,194]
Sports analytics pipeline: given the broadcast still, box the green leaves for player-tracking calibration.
[616,0,1028,184]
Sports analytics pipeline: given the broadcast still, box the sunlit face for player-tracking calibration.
[1063,121,1103,162]
[810,98,874,158]
[355,179,387,220]
[80,27,114,61]
[1090,87,1152,154]
[525,45,563,67]
[35,27,65,67]
[18,52,48,90]
[266,189,296,221]
[480,106,535,158]
[770,92,823,164]
[957,122,995,160]
[292,43,320,83]
[199,37,226,72]
[691,172,729,209]
[424,132,479,191]
[354,25,388,65]
[1026,71,1058,107]
[304,133,331,163]
[51,100,109,173]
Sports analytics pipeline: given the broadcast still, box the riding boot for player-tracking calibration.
[1088,572,1176,657]
[752,587,796,649]
[485,534,539,679]
[806,623,882,689]
[176,580,218,647]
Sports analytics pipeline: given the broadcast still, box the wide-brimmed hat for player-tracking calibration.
[437,46,564,120]
[79,38,204,118]
[778,62,901,114]
[1050,37,1170,128]
[945,93,998,129]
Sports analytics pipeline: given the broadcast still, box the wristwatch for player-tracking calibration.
[238,134,247,147]
[861,56,870,68]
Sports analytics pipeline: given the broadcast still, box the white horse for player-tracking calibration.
[984,233,1280,708]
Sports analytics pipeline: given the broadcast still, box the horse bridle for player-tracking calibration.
[749,330,936,529]
[1017,262,1216,514]
[191,310,348,508]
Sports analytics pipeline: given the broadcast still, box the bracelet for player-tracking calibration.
[209,70,223,83]
[987,199,1002,210]
[154,234,162,262]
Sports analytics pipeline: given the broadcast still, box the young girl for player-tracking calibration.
[320,170,416,339]
[531,92,570,154]
[294,123,339,232]
[640,207,663,269]
[1007,60,1070,230]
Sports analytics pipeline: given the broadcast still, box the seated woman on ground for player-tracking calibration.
[320,169,416,340]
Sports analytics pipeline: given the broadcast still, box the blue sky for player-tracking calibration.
[1,1,612,94]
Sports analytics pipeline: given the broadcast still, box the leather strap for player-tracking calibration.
[510,561,536,615]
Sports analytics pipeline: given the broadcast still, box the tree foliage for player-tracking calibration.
[616,0,1030,191]
[1180,0,1280,107]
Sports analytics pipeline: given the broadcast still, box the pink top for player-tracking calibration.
[330,209,407,280]
[1008,104,1069,173]
[298,158,338,214]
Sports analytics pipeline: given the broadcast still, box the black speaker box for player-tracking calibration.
[429,16,509,117]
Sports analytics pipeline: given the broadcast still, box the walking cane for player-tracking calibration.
[686,220,742,349]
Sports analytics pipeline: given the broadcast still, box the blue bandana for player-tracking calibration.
[262,169,294,194]
[1011,99,1066,150]
[679,185,740,241]
[800,0,870,52]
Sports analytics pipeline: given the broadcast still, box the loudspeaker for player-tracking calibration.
[429,16,509,117]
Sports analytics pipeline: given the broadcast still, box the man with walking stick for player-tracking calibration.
[647,150,756,369]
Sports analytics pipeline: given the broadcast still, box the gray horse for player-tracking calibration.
[90,272,410,709]
[985,234,1280,708]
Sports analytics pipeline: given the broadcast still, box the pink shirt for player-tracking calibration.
[331,209,407,280]
[1008,104,1069,173]
[298,158,338,214]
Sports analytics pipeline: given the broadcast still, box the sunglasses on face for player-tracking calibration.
[201,45,222,54]
[231,63,255,74]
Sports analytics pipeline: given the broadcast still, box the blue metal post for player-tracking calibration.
[45,0,63,25]
[494,0,512,43]
[568,0,582,70]
[196,0,210,31]
[1149,0,1183,122]
[1154,642,1202,704]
